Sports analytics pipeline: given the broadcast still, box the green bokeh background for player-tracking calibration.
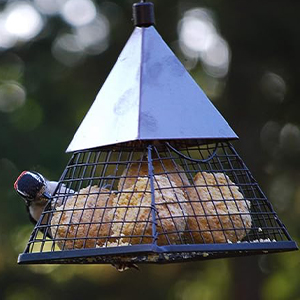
[0,1,299,299]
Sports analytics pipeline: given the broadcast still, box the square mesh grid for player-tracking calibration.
[18,141,297,264]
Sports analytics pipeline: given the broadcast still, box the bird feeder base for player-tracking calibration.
[18,241,297,265]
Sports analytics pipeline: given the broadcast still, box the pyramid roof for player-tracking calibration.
[67,26,237,152]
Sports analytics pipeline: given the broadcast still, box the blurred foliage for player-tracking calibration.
[0,0,299,299]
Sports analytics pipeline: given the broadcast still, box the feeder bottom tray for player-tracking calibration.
[18,241,297,265]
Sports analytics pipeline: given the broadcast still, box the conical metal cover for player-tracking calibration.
[67,26,238,152]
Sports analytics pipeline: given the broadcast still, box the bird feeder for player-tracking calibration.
[18,2,297,266]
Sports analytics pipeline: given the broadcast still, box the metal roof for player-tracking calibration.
[66,26,238,152]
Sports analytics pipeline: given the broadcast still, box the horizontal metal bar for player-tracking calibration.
[18,241,298,264]
[18,244,159,264]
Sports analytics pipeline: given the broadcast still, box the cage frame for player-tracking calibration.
[18,141,298,265]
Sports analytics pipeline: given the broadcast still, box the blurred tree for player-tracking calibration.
[0,0,299,299]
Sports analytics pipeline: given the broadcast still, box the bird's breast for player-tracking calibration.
[29,201,48,223]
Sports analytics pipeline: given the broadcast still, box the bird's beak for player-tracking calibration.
[42,192,51,199]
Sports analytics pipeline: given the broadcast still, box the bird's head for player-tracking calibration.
[14,171,51,204]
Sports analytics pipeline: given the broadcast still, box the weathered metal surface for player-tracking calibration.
[66,26,237,152]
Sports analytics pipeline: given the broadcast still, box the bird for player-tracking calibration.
[14,170,71,238]
[14,171,139,271]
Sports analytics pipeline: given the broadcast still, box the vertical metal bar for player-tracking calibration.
[147,144,158,245]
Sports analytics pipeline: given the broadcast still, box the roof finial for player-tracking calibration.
[133,1,155,27]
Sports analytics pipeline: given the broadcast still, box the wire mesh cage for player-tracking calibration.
[18,140,297,265]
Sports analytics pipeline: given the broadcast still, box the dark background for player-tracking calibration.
[0,0,299,299]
